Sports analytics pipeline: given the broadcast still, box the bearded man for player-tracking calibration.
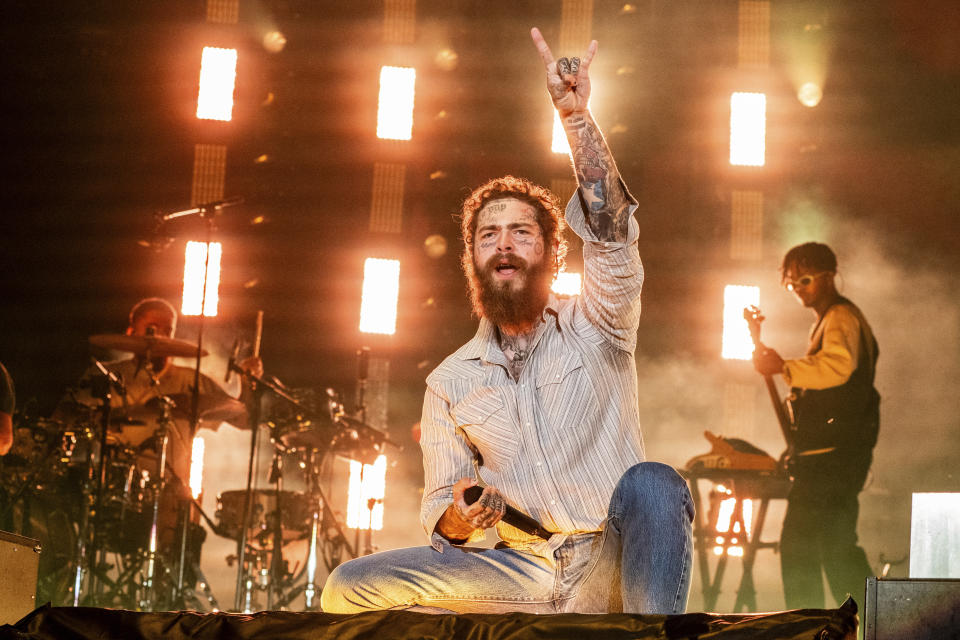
[321,28,693,615]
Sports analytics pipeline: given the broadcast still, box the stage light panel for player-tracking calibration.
[196,47,238,122]
[182,241,222,317]
[552,271,582,296]
[910,492,960,578]
[359,258,400,335]
[376,66,416,140]
[347,454,387,530]
[190,436,205,500]
[722,284,760,360]
[729,92,766,166]
[551,112,570,154]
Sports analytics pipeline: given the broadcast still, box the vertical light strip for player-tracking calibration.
[559,0,594,53]
[191,144,227,206]
[722,284,759,359]
[196,47,238,122]
[730,189,764,260]
[359,258,400,335]
[182,241,222,317]
[365,356,391,432]
[551,112,570,155]
[370,162,406,233]
[383,0,416,45]
[346,455,388,530]
[189,436,205,499]
[738,0,770,68]
[206,0,239,24]
[729,92,766,167]
[376,66,416,141]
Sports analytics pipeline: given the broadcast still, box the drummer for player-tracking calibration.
[58,297,262,504]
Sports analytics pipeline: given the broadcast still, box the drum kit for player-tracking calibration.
[0,332,392,612]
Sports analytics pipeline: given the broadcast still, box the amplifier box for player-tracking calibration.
[0,530,41,625]
[864,577,960,640]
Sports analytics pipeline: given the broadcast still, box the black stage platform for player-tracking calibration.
[2,599,857,640]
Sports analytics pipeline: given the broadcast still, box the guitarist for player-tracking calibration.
[752,242,879,610]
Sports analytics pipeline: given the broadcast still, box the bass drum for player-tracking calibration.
[93,445,157,555]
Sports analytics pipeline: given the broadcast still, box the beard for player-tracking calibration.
[471,252,553,329]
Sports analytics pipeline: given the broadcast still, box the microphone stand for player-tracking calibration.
[175,208,218,606]
[232,314,264,613]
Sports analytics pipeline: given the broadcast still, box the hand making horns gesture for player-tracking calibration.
[530,27,598,118]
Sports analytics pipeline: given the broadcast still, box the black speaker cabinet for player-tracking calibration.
[864,577,960,640]
[0,530,41,625]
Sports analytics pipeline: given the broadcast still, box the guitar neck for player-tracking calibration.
[762,373,793,447]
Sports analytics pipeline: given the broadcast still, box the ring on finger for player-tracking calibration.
[556,57,572,75]
[569,57,580,74]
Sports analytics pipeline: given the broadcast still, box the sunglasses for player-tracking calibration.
[784,272,831,292]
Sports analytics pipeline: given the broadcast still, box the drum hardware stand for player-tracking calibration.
[139,389,175,611]
[231,312,265,612]
[267,447,285,609]
[269,445,358,611]
[226,368,356,611]
[72,359,125,606]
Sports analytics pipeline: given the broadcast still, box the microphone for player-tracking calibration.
[225,338,241,383]
[463,486,552,540]
[90,358,126,396]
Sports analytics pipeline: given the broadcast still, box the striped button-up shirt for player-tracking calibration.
[420,189,645,556]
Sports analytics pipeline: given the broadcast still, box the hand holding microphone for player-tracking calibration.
[454,479,552,540]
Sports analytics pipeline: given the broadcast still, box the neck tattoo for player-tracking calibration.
[499,326,538,380]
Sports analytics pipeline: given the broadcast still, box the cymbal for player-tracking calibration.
[279,416,389,464]
[145,393,248,426]
[89,334,208,359]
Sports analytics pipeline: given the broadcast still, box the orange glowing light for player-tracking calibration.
[359,258,400,335]
[196,47,237,122]
[376,66,416,140]
[551,272,582,296]
[722,285,760,360]
[190,436,205,500]
[346,455,386,530]
[729,92,766,166]
[181,241,221,317]
[551,111,570,155]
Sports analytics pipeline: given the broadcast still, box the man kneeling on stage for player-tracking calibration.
[320,28,694,615]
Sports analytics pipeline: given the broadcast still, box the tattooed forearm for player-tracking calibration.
[564,113,631,242]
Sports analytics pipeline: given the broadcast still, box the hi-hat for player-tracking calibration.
[89,334,208,359]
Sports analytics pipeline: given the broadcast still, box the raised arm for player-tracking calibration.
[531,27,632,243]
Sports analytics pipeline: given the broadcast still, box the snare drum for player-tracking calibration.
[215,489,314,546]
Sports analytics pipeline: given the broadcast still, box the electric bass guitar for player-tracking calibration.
[742,305,795,466]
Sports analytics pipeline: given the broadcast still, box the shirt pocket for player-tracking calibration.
[535,350,599,435]
[450,386,519,472]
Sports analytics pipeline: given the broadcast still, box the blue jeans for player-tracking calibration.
[321,462,694,614]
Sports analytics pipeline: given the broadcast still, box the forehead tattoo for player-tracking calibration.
[476,201,539,229]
